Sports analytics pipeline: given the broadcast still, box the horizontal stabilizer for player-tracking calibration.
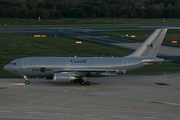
[142,58,164,66]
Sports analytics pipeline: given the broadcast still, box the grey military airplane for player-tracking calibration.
[3,28,167,85]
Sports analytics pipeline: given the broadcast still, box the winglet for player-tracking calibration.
[126,29,167,58]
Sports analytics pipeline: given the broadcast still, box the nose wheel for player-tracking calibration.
[25,80,30,85]
[24,76,30,85]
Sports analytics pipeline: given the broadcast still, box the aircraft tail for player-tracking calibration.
[126,29,167,58]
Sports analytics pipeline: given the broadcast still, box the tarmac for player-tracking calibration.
[0,71,180,120]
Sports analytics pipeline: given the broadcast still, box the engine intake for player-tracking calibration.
[53,73,76,83]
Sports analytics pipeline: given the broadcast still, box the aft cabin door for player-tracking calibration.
[23,60,29,68]
[122,60,128,69]
[67,62,70,68]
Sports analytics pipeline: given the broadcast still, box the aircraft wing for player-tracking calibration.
[54,69,116,72]
[54,69,117,76]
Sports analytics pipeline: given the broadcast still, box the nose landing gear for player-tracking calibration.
[24,76,30,85]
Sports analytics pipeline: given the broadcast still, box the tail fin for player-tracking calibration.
[126,29,167,58]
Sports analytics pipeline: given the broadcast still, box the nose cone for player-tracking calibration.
[3,65,8,71]
[3,64,11,73]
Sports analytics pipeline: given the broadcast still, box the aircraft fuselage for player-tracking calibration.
[4,57,145,78]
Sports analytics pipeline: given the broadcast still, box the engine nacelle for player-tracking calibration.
[53,73,76,83]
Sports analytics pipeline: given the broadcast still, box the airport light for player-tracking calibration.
[41,35,46,37]
[131,35,136,37]
[76,41,82,44]
[172,41,177,43]
[34,35,40,37]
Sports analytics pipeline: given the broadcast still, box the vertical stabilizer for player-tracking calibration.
[126,29,167,58]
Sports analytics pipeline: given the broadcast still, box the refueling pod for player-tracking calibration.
[53,73,76,83]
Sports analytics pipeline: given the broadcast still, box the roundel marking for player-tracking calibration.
[40,67,45,73]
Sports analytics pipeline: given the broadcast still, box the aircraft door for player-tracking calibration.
[67,62,70,68]
[122,60,128,69]
[23,60,29,68]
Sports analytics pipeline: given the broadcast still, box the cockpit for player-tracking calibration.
[9,62,16,65]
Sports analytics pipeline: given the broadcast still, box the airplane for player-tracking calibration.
[3,28,167,85]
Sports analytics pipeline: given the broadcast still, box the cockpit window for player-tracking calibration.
[10,62,16,65]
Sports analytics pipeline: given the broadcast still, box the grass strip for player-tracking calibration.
[1,18,180,28]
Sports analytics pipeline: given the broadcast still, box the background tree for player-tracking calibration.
[41,8,49,19]
[0,6,5,17]
[19,9,28,18]
[49,9,55,18]
[37,2,44,8]
[14,10,21,18]
[5,9,13,18]
[82,4,95,18]
[1,0,180,19]
[54,10,61,19]
[44,1,53,10]
[30,8,37,18]
[94,6,101,17]
[68,8,86,18]
[57,2,71,17]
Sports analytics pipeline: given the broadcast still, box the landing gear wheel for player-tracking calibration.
[80,81,85,85]
[25,80,30,85]
[74,79,78,83]
[85,81,90,86]
[79,79,83,83]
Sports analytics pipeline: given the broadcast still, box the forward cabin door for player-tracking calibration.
[23,60,29,68]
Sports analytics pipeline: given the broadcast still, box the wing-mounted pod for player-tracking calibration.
[53,73,76,83]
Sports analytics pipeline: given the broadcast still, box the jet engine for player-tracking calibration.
[53,73,76,83]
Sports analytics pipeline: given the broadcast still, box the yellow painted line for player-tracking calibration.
[77,88,88,90]
[91,89,101,91]
[8,83,26,86]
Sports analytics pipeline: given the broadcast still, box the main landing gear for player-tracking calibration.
[74,78,90,86]
[24,76,30,85]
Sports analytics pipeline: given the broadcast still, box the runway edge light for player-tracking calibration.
[172,41,177,43]
[34,35,40,37]
[131,35,136,37]
[76,41,82,44]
